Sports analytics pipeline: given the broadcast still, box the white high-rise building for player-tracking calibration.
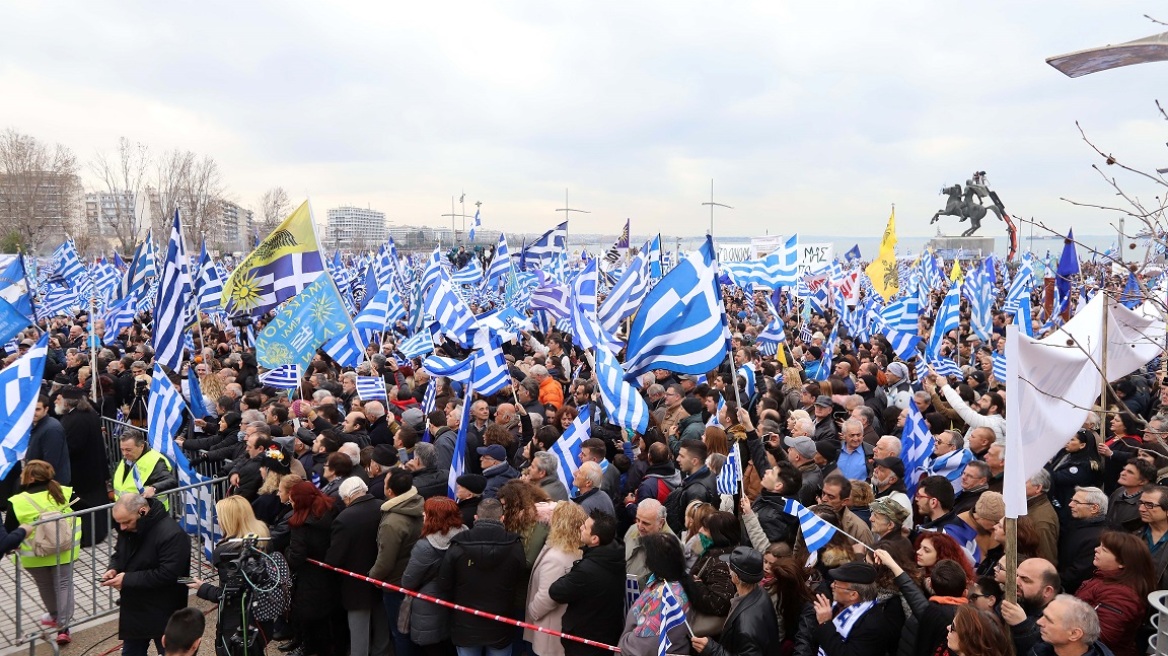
[326,206,388,250]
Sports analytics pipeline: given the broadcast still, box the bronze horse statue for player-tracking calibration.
[930,179,1005,237]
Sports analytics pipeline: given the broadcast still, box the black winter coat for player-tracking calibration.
[325,494,383,611]
[285,505,339,620]
[412,467,448,499]
[59,407,108,498]
[1058,515,1107,594]
[701,585,781,656]
[108,499,191,640]
[437,519,526,648]
[549,540,626,656]
[808,597,905,656]
[751,491,799,546]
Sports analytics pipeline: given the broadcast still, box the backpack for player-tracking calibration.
[663,476,716,535]
[22,494,77,557]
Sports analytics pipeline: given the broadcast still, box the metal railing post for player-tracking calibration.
[1150,590,1168,655]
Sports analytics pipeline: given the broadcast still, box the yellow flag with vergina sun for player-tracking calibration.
[865,208,898,301]
[221,201,326,316]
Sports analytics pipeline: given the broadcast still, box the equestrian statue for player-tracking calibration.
[928,171,1019,259]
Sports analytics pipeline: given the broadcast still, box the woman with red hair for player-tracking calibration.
[914,532,975,582]
[402,497,467,656]
[285,481,340,656]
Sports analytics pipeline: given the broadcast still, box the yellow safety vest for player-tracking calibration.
[113,450,171,510]
[10,486,80,568]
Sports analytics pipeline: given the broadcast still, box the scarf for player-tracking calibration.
[817,600,874,656]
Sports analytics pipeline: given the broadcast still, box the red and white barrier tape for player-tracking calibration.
[307,559,621,652]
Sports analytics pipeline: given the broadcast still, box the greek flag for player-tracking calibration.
[623,236,731,383]
[549,405,591,493]
[569,259,619,351]
[925,286,961,360]
[737,364,757,399]
[528,272,572,319]
[783,497,837,553]
[717,442,743,496]
[425,279,478,347]
[878,322,921,361]
[521,221,568,270]
[483,233,513,288]
[0,256,33,319]
[422,329,511,396]
[1004,256,1034,314]
[398,328,436,360]
[258,364,301,390]
[597,250,649,335]
[356,376,388,401]
[194,241,225,313]
[451,258,484,286]
[593,345,650,434]
[756,315,786,357]
[879,297,919,333]
[421,377,438,416]
[658,583,688,656]
[899,399,932,496]
[991,352,1006,381]
[323,328,366,367]
[468,207,481,242]
[646,234,663,280]
[964,262,993,342]
[721,234,799,289]
[943,517,983,564]
[930,358,962,379]
[121,236,156,307]
[152,210,194,371]
[446,360,477,498]
[186,365,210,418]
[49,239,87,285]
[89,259,121,300]
[148,365,217,558]
[0,334,49,479]
[927,447,974,493]
[354,287,406,340]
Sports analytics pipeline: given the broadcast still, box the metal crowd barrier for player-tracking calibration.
[1151,589,1168,655]
[101,416,224,478]
[3,476,227,656]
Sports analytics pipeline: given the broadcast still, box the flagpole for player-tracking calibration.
[89,293,99,402]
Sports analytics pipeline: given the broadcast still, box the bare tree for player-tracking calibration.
[151,149,225,247]
[257,186,291,235]
[89,137,151,254]
[0,129,81,254]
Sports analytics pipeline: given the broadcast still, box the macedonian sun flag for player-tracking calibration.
[865,207,898,301]
[222,201,325,316]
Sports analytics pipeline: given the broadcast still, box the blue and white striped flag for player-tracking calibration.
[483,233,512,288]
[593,345,650,435]
[354,287,406,340]
[783,497,837,553]
[522,221,568,270]
[721,234,799,290]
[446,362,477,498]
[737,364,757,399]
[943,517,983,564]
[717,442,743,496]
[756,315,786,357]
[926,448,974,494]
[423,330,511,396]
[549,405,591,494]
[421,377,438,416]
[569,259,619,351]
[991,353,1006,382]
[0,335,49,479]
[186,365,210,419]
[356,376,388,401]
[623,236,731,383]
[658,583,688,656]
[930,358,962,379]
[49,239,87,285]
[451,258,484,286]
[899,399,932,497]
[878,321,922,361]
[102,296,136,346]
[152,209,194,370]
[323,327,366,367]
[425,279,479,347]
[398,327,436,360]
[879,297,919,333]
[528,271,572,319]
[925,286,962,360]
[258,364,301,390]
[194,241,225,313]
[597,250,649,336]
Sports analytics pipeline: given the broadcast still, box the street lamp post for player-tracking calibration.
[701,179,733,240]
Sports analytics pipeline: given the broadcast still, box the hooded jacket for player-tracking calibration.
[549,540,626,656]
[437,518,527,648]
[368,487,424,584]
[401,526,467,645]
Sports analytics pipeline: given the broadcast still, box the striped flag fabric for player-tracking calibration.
[521,221,568,270]
[783,497,838,553]
[717,442,743,496]
[596,250,648,336]
[878,321,922,361]
[152,209,194,370]
[425,279,479,347]
[258,364,301,390]
[102,296,136,346]
[721,234,800,290]
[549,405,591,493]
[658,583,688,656]
[49,239,87,285]
[756,315,786,357]
[356,376,388,401]
[398,327,436,360]
[879,297,919,333]
[931,358,962,379]
[593,345,650,435]
[622,236,731,383]
[646,234,663,280]
[925,286,962,360]
[421,329,511,396]
[926,448,974,493]
[737,364,757,399]
[991,352,1006,381]
[451,258,484,286]
[421,376,438,416]
[943,517,982,564]
[446,364,477,498]
[222,201,326,316]
[0,334,49,479]
[194,241,225,313]
[186,365,210,419]
[483,233,513,288]
[354,287,406,340]
[568,259,619,351]
[468,207,482,242]
[528,272,572,319]
[323,327,366,367]
[899,399,933,497]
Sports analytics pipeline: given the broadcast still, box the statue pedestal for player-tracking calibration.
[927,235,995,258]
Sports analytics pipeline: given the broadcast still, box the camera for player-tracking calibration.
[213,536,284,656]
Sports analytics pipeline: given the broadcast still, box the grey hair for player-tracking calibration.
[119,429,147,446]
[853,405,876,426]
[841,418,864,435]
[364,401,386,419]
[338,442,361,466]
[794,418,814,435]
[578,461,603,487]
[532,451,559,476]
[850,581,879,602]
[413,442,437,469]
[638,498,667,522]
[312,389,332,403]
[1074,486,1108,515]
[876,435,901,456]
[647,383,665,397]
[241,409,265,425]
[247,421,272,437]
[1027,468,1051,492]
[114,493,148,514]
[943,430,965,451]
[529,364,549,378]
[965,460,990,481]
[1053,594,1101,644]
[341,371,357,382]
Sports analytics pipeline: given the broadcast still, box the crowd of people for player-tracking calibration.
[3,273,1167,656]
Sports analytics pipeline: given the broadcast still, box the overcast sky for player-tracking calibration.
[2,2,1166,239]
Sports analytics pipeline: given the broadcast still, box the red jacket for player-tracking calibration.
[1075,570,1146,656]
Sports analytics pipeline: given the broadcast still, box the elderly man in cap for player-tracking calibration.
[869,499,911,551]
[478,444,518,499]
[810,395,838,442]
[365,445,398,501]
[809,562,905,655]
[870,457,912,531]
[454,474,486,526]
[785,435,822,507]
[327,477,390,656]
[690,546,779,656]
